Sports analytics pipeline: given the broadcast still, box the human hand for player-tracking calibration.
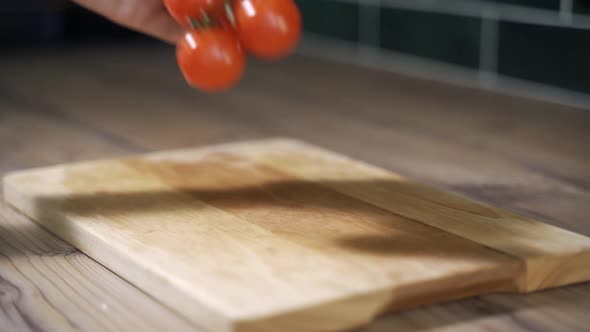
[71,0,182,44]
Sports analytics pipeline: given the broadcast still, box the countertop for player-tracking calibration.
[1,43,589,332]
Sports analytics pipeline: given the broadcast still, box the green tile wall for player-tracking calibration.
[295,0,590,96]
[380,8,481,68]
[574,0,590,14]
[498,22,590,94]
[6,0,588,97]
[296,0,359,42]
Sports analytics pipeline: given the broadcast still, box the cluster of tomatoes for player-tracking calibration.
[164,0,302,92]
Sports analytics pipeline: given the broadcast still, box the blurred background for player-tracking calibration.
[1,0,589,107]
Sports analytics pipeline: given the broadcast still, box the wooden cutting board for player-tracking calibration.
[4,138,590,332]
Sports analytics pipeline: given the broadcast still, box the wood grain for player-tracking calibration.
[4,138,590,331]
[0,195,199,332]
[1,44,589,332]
[225,139,590,292]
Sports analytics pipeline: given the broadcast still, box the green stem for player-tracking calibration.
[200,10,212,26]
[224,0,237,28]
[188,16,202,29]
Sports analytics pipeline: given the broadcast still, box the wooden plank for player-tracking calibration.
[0,92,200,332]
[4,138,590,332]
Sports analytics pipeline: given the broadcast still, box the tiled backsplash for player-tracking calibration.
[2,0,588,103]
[575,1,590,14]
[297,0,590,99]
[378,8,481,69]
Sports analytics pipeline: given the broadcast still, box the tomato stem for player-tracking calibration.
[224,0,237,28]
[188,16,202,29]
[200,10,212,26]
[188,3,236,30]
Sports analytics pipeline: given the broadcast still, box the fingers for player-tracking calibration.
[71,0,182,44]
[130,5,183,44]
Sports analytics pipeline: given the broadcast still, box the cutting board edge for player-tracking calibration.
[521,251,590,292]
[231,261,523,332]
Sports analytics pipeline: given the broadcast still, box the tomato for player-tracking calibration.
[164,0,226,27]
[233,0,302,60]
[176,29,246,92]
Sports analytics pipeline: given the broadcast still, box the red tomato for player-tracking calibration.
[233,0,302,60]
[164,0,226,27]
[176,29,246,92]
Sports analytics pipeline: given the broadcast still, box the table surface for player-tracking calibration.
[1,43,589,332]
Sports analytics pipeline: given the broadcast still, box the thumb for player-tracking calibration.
[71,0,182,44]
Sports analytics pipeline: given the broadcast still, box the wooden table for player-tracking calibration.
[1,43,589,332]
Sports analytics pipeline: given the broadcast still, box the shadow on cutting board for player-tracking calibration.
[9,152,571,270]
[29,172,518,260]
